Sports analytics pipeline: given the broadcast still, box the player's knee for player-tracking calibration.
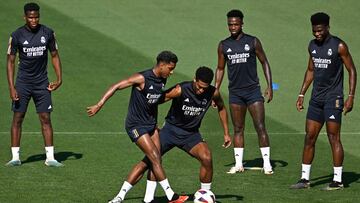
[327,133,340,143]
[12,117,24,127]
[13,113,25,126]
[39,114,51,126]
[234,125,245,135]
[148,150,162,165]
[304,134,316,146]
[254,122,266,133]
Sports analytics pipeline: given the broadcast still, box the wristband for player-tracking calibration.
[298,94,304,98]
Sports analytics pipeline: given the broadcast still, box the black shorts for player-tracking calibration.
[12,80,52,113]
[229,86,264,106]
[306,98,343,124]
[126,124,156,143]
[159,123,203,155]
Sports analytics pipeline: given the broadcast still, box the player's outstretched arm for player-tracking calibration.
[296,55,314,112]
[7,54,19,101]
[48,50,62,91]
[162,84,182,103]
[87,73,144,116]
[255,38,273,103]
[213,91,231,148]
[339,41,357,115]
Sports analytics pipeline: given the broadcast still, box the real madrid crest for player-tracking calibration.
[41,36,46,44]
[244,44,250,51]
[327,48,332,56]
[201,99,207,105]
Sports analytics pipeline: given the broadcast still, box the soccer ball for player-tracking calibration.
[193,189,216,203]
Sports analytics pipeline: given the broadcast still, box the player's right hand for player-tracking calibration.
[296,96,304,112]
[9,88,19,101]
[222,134,232,148]
[87,104,101,116]
[212,89,220,108]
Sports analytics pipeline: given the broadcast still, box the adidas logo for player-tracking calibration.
[23,40,29,45]
[184,98,190,102]
[302,170,306,173]
[263,154,268,157]
[312,50,316,54]
[235,154,239,156]
[329,115,335,119]
[122,189,127,192]
[226,48,232,52]
[149,85,153,90]
[166,186,170,190]
[48,105,52,110]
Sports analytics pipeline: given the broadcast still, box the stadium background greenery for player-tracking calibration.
[0,0,359,202]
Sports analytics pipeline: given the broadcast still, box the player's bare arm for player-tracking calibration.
[215,42,226,90]
[255,37,273,103]
[87,73,145,116]
[213,91,231,148]
[6,54,18,101]
[164,84,182,102]
[213,42,226,108]
[296,55,315,112]
[47,50,62,91]
[338,41,357,115]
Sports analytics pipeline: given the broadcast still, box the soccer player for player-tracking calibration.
[87,51,188,203]
[214,9,273,174]
[290,12,357,190]
[142,66,231,203]
[6,3,63,167]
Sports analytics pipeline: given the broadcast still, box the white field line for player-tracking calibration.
[0,132,360,135]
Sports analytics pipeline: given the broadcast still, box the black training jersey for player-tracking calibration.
[165,81,215,132]
[125,69,167,128]
[221,34,259,91]
[7,25,58,84]
[309,35,344,101]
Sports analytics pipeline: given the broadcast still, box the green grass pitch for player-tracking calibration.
[0,0,360,202]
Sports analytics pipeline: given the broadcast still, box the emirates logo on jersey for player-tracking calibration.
[182,105,205,116]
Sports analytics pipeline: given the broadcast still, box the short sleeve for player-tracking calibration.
[48,31,58,52]
[7,33,18,55]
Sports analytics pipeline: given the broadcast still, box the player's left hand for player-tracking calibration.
[47,80,62,91]
[264,87,273,103]
[222,134,232,148]
[343,96,354,116]
[212,89,220,108]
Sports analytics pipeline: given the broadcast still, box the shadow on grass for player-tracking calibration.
[225,158,288,170]
[22,151,83,164]
[310,172,360,188]
[126,193,244,202]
